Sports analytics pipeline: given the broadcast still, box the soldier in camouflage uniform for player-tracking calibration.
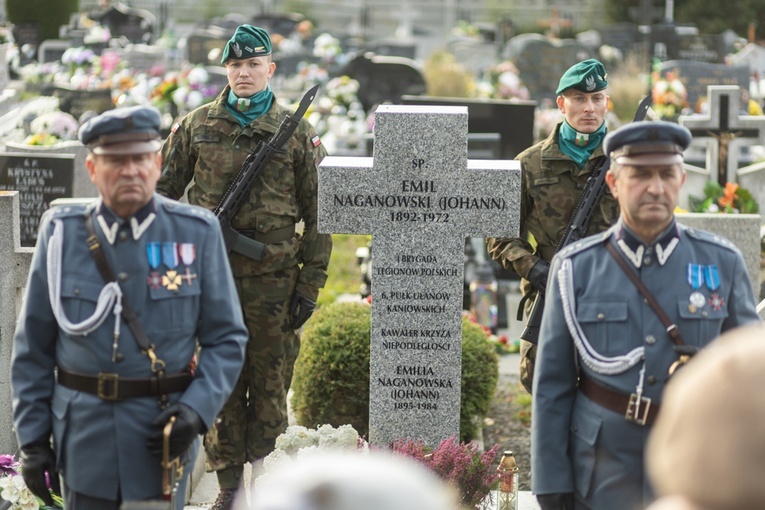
[486,59,619,393]
[156,25,331,510]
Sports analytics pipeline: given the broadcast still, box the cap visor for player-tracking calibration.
[614,153,683,166]
[92,139,163,155]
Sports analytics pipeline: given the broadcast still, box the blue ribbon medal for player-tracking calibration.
[686,263,706,311]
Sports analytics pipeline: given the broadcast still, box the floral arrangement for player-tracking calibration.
[390,436,509,509]
[325,75,361,109]
[312,33,343,65]
[24,112,80,145]
[476,61,530,101]
[0,454,63,509]
[650,70,689,121]
[688,181,759,214]
[259,424,365,477]
[463,310,517,354]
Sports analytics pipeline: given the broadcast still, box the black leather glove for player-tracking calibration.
[19,440,60,507]
[527,259,551,294]
[147,403,204,458]
[289,291,316,330]
[536,492,575,510]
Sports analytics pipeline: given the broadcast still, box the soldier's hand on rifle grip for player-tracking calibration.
[290,291,316,330]
[148,403,204,458]
[19,439,60,506]
[528,260,551,294]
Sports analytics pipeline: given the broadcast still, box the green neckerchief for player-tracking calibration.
[225,85,274,126]
[558,120,606,169]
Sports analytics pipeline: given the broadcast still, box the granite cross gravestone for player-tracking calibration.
[679,85,765,185]
[318,104,521,446]
[0,191,35,455]
[0,152,75,246]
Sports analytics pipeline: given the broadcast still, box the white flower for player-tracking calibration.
[186,66,209,86]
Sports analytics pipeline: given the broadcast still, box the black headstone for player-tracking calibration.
[401,95,536,160]
[0,152,75,246]
[185,26,230,66]
[43,85,114,120]
[89,1,155,44]
[659,60,750,111]
[340,53,427,112]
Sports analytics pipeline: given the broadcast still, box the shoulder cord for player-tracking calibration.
[558,258,645,375]
[47,218,124,338]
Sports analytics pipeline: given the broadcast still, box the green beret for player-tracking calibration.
[556,58,608,95]
[221,24,272,63]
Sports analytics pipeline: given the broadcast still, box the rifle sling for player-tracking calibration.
[605,241,686,346]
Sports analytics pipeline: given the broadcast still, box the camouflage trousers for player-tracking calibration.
[204,266,299,486]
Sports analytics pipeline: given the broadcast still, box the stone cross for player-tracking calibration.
[0,191,35,455]
[679,85,765,185]
[628,0,664,26]
[318,104,521,446]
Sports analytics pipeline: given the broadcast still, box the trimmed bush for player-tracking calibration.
[291,302,499,443]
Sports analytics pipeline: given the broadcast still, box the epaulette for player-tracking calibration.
[162,199,218,225]
[44,201,93,220]
[682,225,739,253]
[556,230,611,260]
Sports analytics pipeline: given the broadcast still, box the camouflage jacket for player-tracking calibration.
[157,87,331,298]
[487,123,619,294]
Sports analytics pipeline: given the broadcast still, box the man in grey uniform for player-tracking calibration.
[11,105,248,509]
[531,121,760,510]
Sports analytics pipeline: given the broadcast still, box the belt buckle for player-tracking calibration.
[625,393,651,425]
[97,373,120,401]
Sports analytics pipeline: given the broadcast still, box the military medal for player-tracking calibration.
[146,242,162,289]
[708,293,724,311]
[703,264,720,290]
[162,270,183,291]
[178,243,197,285]
[146,272,162,289]
[687,263,705,312]
[162,242,179,269]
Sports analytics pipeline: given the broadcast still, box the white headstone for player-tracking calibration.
[318,104,521,446]
[0,191,35,454]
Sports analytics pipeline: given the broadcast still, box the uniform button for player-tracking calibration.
[235,145,240,149]
[645,335,656,345]
[597,313,605,320]
[258,224,264,229]
[119,231,129,241]
[73,288,80,296]
[117,272,128,282]
[643,256,652,266]
[646,375,657,385]
[701,310,708,317]
[643,298,649,304]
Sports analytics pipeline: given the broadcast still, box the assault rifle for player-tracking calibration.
[519,95,652,344]
[213,84,319,260]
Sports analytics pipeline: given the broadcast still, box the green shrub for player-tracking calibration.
[291,302,499,443]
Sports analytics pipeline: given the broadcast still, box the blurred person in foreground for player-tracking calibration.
[647,322,765,510]
[531,121,760,510]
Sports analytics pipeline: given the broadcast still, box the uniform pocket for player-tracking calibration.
[570,404,602,498]
[60,276,106,324]
[677,298,729,346]
[148,274,201,334]
[577,301,628,355]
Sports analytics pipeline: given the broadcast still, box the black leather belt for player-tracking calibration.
[58,369,193,401]
[237,224,295,244]
[579,372,660,426]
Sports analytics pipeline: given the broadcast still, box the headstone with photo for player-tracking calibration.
[502,33,591,101]
[651,23,725,64]
[185,26,230,66]
[0,191,35,455]
[318,104,521,446]
[659,60,750,111]
[89,1,155,44]
[679,85,765,185]
[341,53,427,112]
[38,39,71,64]
[114,44,168,72]
[0,152,75,246]
[12,22,40,66]
[44,85,114,121]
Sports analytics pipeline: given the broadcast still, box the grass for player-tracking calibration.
[317,234,371,307]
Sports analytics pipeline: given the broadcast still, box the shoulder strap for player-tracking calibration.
[84,213,166,374]
[605,241,686,346]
